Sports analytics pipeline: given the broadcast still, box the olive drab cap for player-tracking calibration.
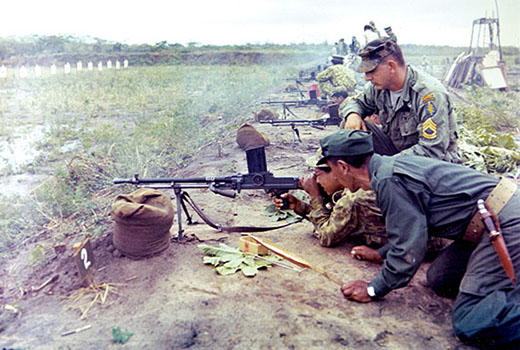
[331,86,348,98]
[356,37,398,73]
[317,130,373,165]
[330,55,345,64]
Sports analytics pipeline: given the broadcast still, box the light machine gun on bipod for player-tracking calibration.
[113,147,301,239]
[259,104,342,147]
[260,98,328,119]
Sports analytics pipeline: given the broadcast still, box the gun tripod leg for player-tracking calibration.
[175,193,184,240]
[290,125,302,148]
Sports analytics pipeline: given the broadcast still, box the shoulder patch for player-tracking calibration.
[422,94,435,103]
[422,118,437,139]
[424,101,437,117]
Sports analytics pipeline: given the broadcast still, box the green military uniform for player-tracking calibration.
[384,26,397,43]
[316,64,356,98]
[344,38,460,163]
[298,179,448,254]
[343,65,459,162]
[318,130,520,348]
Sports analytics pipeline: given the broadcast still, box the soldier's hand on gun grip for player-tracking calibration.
[341,280,372,303]
[273,193,302,214]
[364,113,380,126]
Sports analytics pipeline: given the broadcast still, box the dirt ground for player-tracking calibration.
[0,103,478,350]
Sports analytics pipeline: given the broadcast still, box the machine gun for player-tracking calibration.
[113,147,300,239]
[260,98,328,118]
[259,104,342,146]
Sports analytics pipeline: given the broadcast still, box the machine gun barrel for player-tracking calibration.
[113,147,300,238]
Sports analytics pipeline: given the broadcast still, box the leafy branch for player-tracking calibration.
[198,243,282,277]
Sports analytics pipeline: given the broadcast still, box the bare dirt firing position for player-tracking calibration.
[1,109,475,349]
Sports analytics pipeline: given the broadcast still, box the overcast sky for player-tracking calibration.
[1,0,519,47]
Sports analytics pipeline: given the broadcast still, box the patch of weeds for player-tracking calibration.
[0,194,43,256]
[112,326,133,344]
[29,244,46,265]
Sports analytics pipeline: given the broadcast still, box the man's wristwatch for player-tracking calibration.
[367,284,377,299]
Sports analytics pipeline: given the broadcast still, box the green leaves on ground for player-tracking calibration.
[263,204,301,222]
[198,243,280,277]
[112,326,133,344]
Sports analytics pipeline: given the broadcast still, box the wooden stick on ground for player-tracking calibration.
[249,235,345,286]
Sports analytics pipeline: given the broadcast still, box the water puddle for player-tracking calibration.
[0,125,46,197]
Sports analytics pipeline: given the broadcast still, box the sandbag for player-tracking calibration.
[236,123,270,150]
[253,109,279,122]
[111,188,174,258]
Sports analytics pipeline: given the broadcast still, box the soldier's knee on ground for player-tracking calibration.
[426,264,460,299]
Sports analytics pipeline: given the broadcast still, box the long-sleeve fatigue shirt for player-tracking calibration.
[368,153,503,298]
[342,65,460,163]
[308,189,386,247]
[316,64,356,97]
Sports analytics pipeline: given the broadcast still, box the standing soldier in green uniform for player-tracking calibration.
[319,129,520,349]
[316,55,356,98]
[350,36,360,55]
[384,26,397,43]
[342,38,460,163]
[369,21,381,37]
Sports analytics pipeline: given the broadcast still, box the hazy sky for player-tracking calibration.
[1,0,519,47]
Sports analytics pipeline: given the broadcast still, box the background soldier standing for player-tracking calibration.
[384,26,397,42]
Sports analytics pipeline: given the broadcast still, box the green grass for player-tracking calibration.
[0,64,299,255]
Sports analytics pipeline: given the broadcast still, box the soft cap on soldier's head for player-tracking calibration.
[317,130,373,165]
[330,55,345,64]
[384,26,392,32]
[356,37,399,73]
[331,86,348,98]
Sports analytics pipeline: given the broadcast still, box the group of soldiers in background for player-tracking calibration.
[332,21,398,56]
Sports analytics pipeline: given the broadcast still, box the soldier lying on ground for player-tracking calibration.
[272,158,448,264]
[319,129,520,349]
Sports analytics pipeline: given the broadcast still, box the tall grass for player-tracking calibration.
[0,64,298,256]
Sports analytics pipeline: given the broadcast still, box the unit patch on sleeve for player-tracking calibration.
[425,101,437,117]
[422,118,437,139]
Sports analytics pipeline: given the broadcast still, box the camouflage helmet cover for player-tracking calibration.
[356,37,398,73]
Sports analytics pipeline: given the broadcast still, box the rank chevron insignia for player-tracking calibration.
[422,118,437,139]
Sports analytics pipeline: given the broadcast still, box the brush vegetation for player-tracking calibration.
[0,43,519,262]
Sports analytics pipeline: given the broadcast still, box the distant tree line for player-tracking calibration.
[0,35,517,66]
